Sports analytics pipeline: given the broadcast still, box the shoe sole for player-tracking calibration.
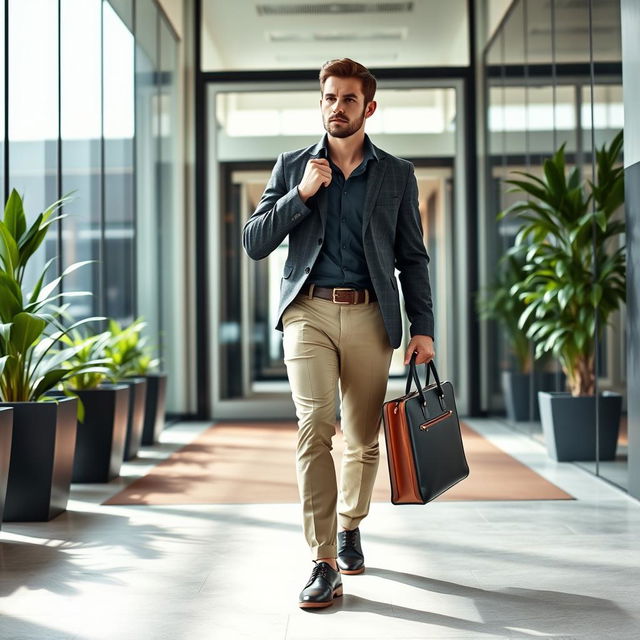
[298,586,343,609]
[339,566,365,575]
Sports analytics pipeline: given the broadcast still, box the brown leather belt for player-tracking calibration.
[301,283,377,304]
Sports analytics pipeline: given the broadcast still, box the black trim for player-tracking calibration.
[202,66,472,84]
[588,0,600,474]
[486,61,622,80]
[99,0,105,319]
[165,413,209,424]
[132,0,138,319]
[57,0,63,282]
[195,0,209,418]
[522,0,530,168]
[4,0,8,202]
[223,155,455,174]
[488,151,597,168]
[155,6,164,363]
[551,0,557,150]
[466,0,480,416]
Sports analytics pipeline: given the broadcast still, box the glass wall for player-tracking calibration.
[8,0,59,293]
[482,0,626,488]
[61,0,102,320]
[0,0,182,412]
[135,0,161,349]
[158,16,179,370]
[104,1,135,323]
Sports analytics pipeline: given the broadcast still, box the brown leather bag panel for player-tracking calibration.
[383,400,423,504]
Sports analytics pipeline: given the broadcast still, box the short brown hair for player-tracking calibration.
[319,58,377,104]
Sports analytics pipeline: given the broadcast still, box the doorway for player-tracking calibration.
[206,80,469,419]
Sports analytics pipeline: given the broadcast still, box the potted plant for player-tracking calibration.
[105,318,149,461]
[501,131,625,461]
[59,326,130,483]
[0,407,13,530]
[0,189,106,521]
[477,246,562,421]
[115,317,166,446]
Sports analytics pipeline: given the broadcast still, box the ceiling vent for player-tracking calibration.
[257,2,414,16]
[275,53,399,63]
[267,29,406,42]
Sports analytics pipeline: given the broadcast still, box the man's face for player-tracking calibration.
[320,76,375,139]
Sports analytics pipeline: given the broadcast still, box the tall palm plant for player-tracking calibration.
[499,131,625,396]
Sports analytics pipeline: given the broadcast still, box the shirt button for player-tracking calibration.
[304,267,310,274]
[342,245,346,249]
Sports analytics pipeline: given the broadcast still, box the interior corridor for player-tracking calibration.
[1,419,639,640]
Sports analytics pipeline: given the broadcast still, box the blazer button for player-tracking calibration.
[318,238,323,245]
[304,267,310,274]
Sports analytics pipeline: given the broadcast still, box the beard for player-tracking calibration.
[323,107,366,138]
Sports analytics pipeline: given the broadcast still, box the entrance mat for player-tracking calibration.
[103,421,573,505]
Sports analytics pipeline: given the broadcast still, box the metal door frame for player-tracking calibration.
[206,78,469,419]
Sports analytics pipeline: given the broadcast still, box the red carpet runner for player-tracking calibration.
[103,421,573,505]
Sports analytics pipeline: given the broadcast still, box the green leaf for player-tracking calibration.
[0,220,20,274]
[591,284,603,307]
[31,369,71,400]
[0,274,23,321]
[4,189,26,241]
[543,155,566,198]
[0,355,9,377]
[27,257,57,304]
[518,304,537,331]
[35,260,94,304]
[10,312,46,353]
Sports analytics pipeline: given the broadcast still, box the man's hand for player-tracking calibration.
[298,159,332,202]
[404,335,435,366]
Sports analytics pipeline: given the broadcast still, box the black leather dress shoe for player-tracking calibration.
[337,528,365,575]
[298,561,343,609]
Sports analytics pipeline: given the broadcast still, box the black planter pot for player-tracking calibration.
[538,391,622,461]
[121,378,147,461]
[0,407,14,529]
[140,373,167,445]
[0,397,78,522]
[71,384,130,482]
[502,371,565,421]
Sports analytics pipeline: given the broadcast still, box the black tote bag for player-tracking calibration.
[382,355,469,504]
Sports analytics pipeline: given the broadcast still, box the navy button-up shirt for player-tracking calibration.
[308,134,378,290]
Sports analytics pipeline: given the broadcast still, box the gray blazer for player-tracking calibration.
[242,136,434,349]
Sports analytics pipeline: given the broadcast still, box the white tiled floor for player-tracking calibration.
[1,419,640,640]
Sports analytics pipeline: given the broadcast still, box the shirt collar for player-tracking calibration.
[311,133,379,163]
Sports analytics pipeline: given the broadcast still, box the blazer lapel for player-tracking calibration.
[362,157,387,236]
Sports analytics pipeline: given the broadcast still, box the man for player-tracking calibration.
[242,58,435,609]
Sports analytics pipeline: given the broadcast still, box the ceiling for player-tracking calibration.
[201,0,469,71]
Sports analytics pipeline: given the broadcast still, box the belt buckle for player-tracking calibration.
[332,287,355,304]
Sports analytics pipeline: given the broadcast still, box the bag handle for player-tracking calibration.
[404,353,446,409]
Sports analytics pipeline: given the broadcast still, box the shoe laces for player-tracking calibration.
[343,529,358,547]
[309,561,331,583]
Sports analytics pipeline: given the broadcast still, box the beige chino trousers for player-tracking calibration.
[282,292,394,559]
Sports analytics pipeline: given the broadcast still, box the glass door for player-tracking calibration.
[206,80,468,419]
